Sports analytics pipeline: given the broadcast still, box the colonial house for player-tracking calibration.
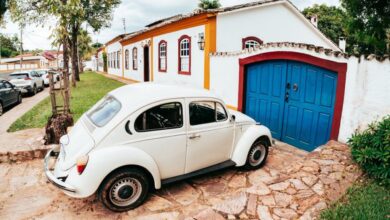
[0,51,64,72]
[95,0,390,152]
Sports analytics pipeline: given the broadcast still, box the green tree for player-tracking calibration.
[341,0,390,55]
[91,42,103,49]
[0,33,20,57]
[198,0,221,10]
[302,4,348,48]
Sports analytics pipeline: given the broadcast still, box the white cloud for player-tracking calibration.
[1,0,340,50]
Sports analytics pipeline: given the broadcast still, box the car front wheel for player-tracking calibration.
[244,139,269,170]
[0,102,3,116]
[17,93,22,104]
[98,168,150,212]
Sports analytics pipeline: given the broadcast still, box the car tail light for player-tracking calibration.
[24,77,32,80]
[76,155,89,175]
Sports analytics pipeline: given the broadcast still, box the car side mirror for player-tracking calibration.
[230,114,236,122]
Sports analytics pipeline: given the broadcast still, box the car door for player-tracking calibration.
[31,72,40,87]
[0,81,9,106]
[4,82,17,105]
[185,99,234,173]
[124,100,187,180]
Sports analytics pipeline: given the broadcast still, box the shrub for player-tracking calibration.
[348,116,390,185]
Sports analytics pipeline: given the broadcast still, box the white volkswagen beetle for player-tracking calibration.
[44,83,273,212]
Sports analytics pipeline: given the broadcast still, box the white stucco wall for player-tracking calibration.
[338,57,390,142]
[216,1,339,52]
[152,25,205,88]
[106,41,123,77]
[123,39,150,82]
[210,46,390,143]
[97,51,104,72]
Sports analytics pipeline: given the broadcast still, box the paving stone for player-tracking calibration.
[274,192,293,208]
[329,172,343,180]
[228,174,247,188]
[143,195,173,212]
[312,159,338,166]
[246,182,271,196]
[135,212,180,220]
[259,195,276,206]
[284,187,297,195]
[273,208,298,219]
[302,175,318,187]
[289,179,308,190]
[332,164,345,172]
[269,181,290,191]
[192,208,225,220]
[164,182,200,206]
[312,181,325,196]
[239,212,249,219]
[295,189,315,199]
[297,196,320,213]
[246,193,258,216]
[213,192,247,215]
[320,165,333,174]
[319,175,337,185]
[248,169,272,185]
[257,205,273,220]
[199,181,226,197]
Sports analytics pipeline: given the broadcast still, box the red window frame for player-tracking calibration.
[158,40,167,72]
[242,36,263,50]
[178,35,191,75]
[132,47,138,70]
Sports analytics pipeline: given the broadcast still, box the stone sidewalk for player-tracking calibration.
[0,141,361,220]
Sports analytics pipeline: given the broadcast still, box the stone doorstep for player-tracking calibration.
[0,147,51,163]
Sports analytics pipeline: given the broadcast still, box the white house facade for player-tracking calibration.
[95,0,390,152]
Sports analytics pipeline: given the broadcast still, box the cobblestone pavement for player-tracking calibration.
[0,141,361,220]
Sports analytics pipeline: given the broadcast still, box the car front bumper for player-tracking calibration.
[44,146,77,193]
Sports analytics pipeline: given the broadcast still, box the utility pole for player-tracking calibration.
[19,23,24,71]
[122,18,126,34]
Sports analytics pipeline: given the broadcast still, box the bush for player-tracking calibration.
[348,116,390,185]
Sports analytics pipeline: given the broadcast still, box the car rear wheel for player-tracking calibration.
[32,85,37,95]
[0,102,3,116]
[98,168,150,212]
[244,140,269,170]
[17,93,22,104]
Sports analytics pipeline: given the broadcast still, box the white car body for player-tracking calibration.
[45,83,273,207]
[9,70,44,94]
[37,69,60,86]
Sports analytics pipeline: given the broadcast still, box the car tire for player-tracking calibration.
[244,139,269,170]
[32,85,37,96]
[98,168,150,212]
[17,93,22,104]
[0,102,3,116]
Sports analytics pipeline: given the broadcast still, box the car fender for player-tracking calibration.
[231,125,272,166]
[64,146,161,198]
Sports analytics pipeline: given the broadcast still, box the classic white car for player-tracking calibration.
[44,83,273,212]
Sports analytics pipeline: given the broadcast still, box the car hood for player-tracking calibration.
[59,117,95,171]
[228,109,256,125]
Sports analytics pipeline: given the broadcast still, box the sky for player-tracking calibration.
[0,0,340,51]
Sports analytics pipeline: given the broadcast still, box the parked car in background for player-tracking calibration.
[45,83,273,212]
[9,70,44,95]
[0,79,22,116]
[37,69,60,87]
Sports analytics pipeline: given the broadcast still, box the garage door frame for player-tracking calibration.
[238,51,347,140]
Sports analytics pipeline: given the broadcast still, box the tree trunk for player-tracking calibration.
[71,23,80,86]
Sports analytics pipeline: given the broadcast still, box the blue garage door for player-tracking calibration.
[245,61,337,151]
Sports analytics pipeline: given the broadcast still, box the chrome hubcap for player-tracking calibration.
[109,177,142,207]
[249,144,266,166]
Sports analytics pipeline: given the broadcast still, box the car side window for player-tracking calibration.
[134,102,183,132]
[189,101,228,126]
[0,82,4,89]
[4,82,12,89]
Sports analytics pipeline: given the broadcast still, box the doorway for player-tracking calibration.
[143,46,150,82]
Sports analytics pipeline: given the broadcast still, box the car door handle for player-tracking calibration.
[189,134,201,139]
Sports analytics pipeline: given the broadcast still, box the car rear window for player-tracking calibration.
[10,73,28,79]
[87,96,121,127]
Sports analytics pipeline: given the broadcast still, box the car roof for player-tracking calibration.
[109,83,222,109]
[10,71,30,75]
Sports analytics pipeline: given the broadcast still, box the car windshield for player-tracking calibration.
[87,96,121,127]
[10,73,28,79]
[37,71,46,75]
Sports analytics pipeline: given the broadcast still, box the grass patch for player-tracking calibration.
[321,178,390,220]
[8,71,124,132]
